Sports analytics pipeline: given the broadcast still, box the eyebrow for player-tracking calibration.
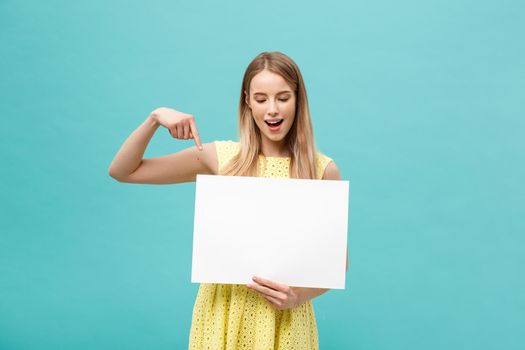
[253,90,292,96]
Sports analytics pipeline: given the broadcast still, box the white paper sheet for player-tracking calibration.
[191,174,349,289]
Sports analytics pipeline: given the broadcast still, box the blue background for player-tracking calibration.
[1,0,524,349]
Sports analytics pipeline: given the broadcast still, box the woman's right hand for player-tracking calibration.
[150,107,203,150]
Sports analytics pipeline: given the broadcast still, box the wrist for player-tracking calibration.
[292,287,307,307]
[293,287,329,306]
[146,112,160,127]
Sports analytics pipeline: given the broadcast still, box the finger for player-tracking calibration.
[247,282,286,300]
[188,118,202,150]
[176,124,184,139]
[247,285,283,308]
[261,294,283,309]
[189,130,193,139]
[252,276,290,293]
[182,121,190,140]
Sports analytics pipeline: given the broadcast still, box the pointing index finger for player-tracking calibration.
[189,118,202,150]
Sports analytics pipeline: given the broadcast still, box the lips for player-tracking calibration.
[264,119,283,127]
[264,119,284,132]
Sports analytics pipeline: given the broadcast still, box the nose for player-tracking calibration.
[267,99,279,116]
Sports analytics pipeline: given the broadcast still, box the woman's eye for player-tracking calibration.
[254,97,289,103]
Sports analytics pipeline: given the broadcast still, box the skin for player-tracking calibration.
[245,69,296,157]
[108,70,347,311]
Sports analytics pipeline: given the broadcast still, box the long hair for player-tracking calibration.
[222,51,318,179]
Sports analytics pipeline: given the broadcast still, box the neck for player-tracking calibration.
[260,138,290,157]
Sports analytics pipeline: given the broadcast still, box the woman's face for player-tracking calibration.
[245,69,296,145]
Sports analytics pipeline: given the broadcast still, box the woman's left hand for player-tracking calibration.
[246,276,303,310]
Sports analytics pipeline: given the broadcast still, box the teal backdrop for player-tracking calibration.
[1,0,523,349]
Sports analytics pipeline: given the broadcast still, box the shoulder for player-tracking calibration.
[214,140,240,170]
[214,140,239,150]
[315,151,340,180]
[322,160,341,180]
[214,140,240,156]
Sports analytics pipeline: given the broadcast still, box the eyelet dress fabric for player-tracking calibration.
[188,140,333,350]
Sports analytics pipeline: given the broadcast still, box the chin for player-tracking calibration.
[267,133,287,142]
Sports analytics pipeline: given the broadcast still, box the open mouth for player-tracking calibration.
[265,119,284,127]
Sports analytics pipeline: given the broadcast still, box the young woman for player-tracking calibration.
[109,51,346,349]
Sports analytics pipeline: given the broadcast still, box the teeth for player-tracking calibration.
[266,120,282,125]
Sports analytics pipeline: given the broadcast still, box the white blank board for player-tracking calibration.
[191,174,349,289]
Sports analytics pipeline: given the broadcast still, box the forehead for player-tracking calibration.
[249,70,293,94]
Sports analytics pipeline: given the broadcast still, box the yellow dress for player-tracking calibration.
[189,140,334,350]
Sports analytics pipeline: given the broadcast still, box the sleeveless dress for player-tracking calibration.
[189,140,334,350]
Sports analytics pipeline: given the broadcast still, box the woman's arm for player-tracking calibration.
[108,108,218,184]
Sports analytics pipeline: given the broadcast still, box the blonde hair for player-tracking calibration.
[222,51,318,179]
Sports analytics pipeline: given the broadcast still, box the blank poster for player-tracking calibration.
[191,174,349,289]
